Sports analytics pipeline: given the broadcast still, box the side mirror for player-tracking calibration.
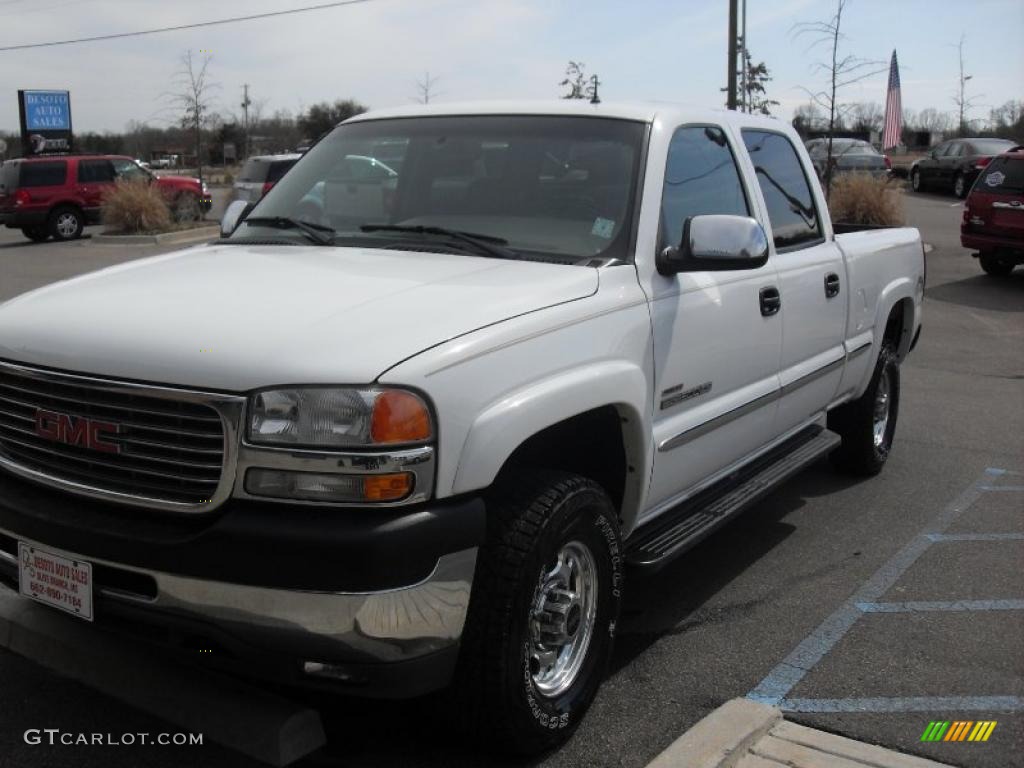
[657,214,770,276]
[220,199,254,238]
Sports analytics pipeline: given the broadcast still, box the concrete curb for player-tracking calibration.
[91,225,219,246]
[0,591,325,766]
[648,698,781,768]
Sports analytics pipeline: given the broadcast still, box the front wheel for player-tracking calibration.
[979,252,1014,277]
[455,470,623,754]
[953,172,967,199]
[911,169,922,192]
[828,342,900,475]
[173,193,201,222]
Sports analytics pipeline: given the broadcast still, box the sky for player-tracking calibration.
[0,0,1020,134]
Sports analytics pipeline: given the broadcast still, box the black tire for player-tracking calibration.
[828,342,900,476]
[953,172,967,199]
[21,225,49,242]
[48,206,84,241]
[173,193,201,222]
[910,168,922,192]
[979,252,1014,276]
[454,470,623,755]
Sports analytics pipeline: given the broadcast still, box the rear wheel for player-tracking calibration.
[828,342,900,476]
[455,470,623,755]
[48,206,84,241]
[953,172,967,199]
[21,225,49,242]
[979,252,1015,277]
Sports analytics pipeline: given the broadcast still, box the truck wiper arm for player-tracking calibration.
[359,224,516,259]
[244,216,336,245]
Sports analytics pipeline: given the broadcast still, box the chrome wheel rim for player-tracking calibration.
[911,172,919,191]
[873,369,891,449]
[954,176,964,197]
[176,196,199,221]
[56,212,77,237]
[529,540,598,698]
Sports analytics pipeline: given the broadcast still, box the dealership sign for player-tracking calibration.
[18,90,73,155]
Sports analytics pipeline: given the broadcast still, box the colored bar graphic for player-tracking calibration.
[923,720,997,742]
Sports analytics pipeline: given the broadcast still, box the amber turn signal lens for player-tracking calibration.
[370,390,431,443]
[363,473,413,501]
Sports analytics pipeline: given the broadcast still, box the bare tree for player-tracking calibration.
[847,101,883,135]
[951,35,983,136]
[793,0,885,197]
[413,71,442,104]
[559,61,600,102]
[167,49,218,185]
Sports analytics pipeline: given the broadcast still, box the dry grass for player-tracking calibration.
[101,179,173,234]
[827,173,905,228]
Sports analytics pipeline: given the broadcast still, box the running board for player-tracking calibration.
[625,426,841,572]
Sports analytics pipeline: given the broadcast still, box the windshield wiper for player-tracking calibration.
[359,224,516,259]
[243,216,336,245]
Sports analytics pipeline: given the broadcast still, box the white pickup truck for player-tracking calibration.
[0,102,923,753]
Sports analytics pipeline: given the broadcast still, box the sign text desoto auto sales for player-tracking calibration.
[18,89,73,155]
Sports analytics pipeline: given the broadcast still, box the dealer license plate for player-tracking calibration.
[18,542,93,621]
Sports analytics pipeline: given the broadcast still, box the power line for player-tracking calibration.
[0,0,376,52]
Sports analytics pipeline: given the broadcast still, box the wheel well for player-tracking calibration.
[500,406,628,515]
[883,298,914,360]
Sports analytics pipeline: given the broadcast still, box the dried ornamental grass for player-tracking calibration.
[828,174,905,228]
[100,179,173,234]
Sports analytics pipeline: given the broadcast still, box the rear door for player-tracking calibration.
[76,159,117,216]
[741,129,847,436]
[977,156,1024,239]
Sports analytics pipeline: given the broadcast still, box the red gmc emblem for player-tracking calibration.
[34,409,122,454]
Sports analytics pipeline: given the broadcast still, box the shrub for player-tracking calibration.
[827,174,905,228]
[101,179,173,234]
[223,171,234,185]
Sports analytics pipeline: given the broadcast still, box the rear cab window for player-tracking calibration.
[238,160,270,183]
[20,161,68,187]
[741,129,823,250]
[267,160,298,183]
[977,156,1024,194]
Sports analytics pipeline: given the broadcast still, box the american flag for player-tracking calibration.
[882,50,902,150]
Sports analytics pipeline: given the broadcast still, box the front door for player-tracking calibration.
[741,129,846,436]
[645,124,782,520]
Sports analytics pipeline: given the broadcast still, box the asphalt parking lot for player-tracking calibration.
[0,189,1020,768]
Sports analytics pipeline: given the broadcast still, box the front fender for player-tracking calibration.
[453,361,651,533]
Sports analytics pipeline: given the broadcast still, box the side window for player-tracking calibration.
[660,125,749,247]
[947,143,964,158]
[20,161,67,187]
[933,142,951,158]
[112,158,149,181]
[77,159,115,183]
[741,129,823,250]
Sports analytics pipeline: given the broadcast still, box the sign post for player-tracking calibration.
[18,90,73,156]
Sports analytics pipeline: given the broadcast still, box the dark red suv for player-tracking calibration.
[961,146,1024,276]
[0,155,211,242]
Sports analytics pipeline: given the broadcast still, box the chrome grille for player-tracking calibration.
[0,361,244,511]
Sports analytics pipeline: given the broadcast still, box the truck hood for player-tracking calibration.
[0,244,598,391]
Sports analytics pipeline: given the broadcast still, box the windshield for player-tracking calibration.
[230,115,646,262]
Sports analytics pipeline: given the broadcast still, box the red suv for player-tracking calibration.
[961,146,1024,276]
[0,155,211,242]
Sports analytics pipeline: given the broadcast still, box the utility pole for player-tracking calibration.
[956,36,972,136]
[727,0,738,110]
[739,0,747,112]
[241,83,251,159]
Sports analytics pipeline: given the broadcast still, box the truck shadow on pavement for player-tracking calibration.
[925,272,1024,313]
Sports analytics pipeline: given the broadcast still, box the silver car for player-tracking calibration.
[231,153,302,204]
[805,138,890,180]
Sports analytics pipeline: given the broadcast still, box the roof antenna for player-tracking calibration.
[589,74,601,105]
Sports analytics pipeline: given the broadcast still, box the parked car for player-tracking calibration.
[805,138,890,179]
[0,103,923,753]
[961,146,1024,276]
[230,153,301,204]
[0,155,210,241]
[910,137,1016,198]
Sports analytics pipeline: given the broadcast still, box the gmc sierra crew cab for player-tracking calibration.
[0,102,924,754]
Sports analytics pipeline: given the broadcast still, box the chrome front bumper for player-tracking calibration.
[0,533,476,666]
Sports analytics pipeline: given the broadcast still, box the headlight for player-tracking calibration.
[248,388,432,447]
